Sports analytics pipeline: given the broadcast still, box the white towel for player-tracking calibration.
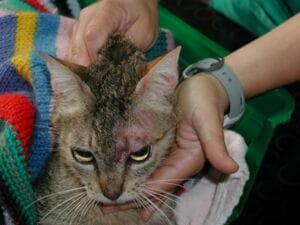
[175,130,250,225]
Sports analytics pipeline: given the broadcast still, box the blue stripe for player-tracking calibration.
[0,15,15,61]
[0,15,33,96]
[146,29,167,61]
[28,13,60,181]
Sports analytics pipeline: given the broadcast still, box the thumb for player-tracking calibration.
[193,107,239,174]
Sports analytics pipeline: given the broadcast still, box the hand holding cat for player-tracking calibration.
[68,0,158,66]
[138,73,239,220]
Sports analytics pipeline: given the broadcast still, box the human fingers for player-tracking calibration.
[68,1,123,65]
[68,0,158,65]
[124,3,158,51]
[180,74,239,173]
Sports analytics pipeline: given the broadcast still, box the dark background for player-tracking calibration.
[159,0,300,224]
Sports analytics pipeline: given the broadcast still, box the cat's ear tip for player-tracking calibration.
[174,45,182,52]
[38,51,47,58]
[38,51,53,62]
[169,46,182,58]
[175,45,182,50]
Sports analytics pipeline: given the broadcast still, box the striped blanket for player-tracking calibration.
[0,8,175,225]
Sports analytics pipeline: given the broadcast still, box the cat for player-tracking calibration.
[35,34,181,225]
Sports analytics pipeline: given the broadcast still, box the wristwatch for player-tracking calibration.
[182,58,245,128]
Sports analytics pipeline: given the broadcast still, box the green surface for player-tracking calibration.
[78,0,96,8]
[158,6,295,224]
[210,0,300,36]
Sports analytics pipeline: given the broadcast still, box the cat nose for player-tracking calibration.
[103,189,121,201]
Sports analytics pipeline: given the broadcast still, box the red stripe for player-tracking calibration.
[25,0,49,13]
[0,94,35,159]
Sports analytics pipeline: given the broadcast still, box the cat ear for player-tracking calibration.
[138,54,165,77]
[53,57,89,80]
[39,52,89,79]
[39,52,95,116]
[129,47,181,138]
[135,46,181,100]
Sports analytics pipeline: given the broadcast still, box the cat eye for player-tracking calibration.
[72,148,94,164]
[129,145,152,162]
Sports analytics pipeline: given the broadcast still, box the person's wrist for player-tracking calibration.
[182,57,245,128]
[177,73,229,114]
[144,0,158,10]
[196,73,230,113]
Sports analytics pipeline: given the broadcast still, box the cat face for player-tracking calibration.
[41,43,181,205]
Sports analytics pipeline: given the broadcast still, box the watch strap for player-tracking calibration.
[182,58,245,128]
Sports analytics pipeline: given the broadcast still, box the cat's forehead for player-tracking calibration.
[90,118,150,162]
[113,123,151,162]
[115,124,149,149]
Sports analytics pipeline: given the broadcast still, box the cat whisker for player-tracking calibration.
[135,194,162,222]
[139,183,184,201]
[67,195,88,225]
[145,188,195,225]
[138,192,173,225]
[37,187,86,204]
[135,193,154,212]
[142,189,182,223]
[60,194,86,225]
[78,198,94,224]
[133,198,142,210]
[53,193,86,223]
[142,187,179,204]
[21,186,86,221]
[149,188,185,201]
[39,192,85,223]
[86,200,98,225]
[143,189,191,225]
[143,189,176,211]
[82,199,96,225]
[145,178,197,183]
[144,179,199,189]
[53,193,85,224]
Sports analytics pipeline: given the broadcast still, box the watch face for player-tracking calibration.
[207,58,224,71]
[184,66,202,76]
[183,58,224,77]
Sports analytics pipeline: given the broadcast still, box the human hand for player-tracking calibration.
[137,73,240,219]
[68,0,158,66]
[100,73,239,220]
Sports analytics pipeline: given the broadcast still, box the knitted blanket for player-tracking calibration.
[0,10,175,225]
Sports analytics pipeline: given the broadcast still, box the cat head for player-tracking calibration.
[41,39,181,205]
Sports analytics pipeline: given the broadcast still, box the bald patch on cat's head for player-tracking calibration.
[113,124,150,161]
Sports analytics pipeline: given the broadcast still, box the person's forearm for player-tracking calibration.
[225,13,300,98]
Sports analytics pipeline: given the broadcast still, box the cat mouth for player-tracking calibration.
[98,196,158,211]
[99,202,124,207]
[97,198,136,207]
[98,201,138,213]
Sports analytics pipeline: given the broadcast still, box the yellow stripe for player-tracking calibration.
[11,12,37,83]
